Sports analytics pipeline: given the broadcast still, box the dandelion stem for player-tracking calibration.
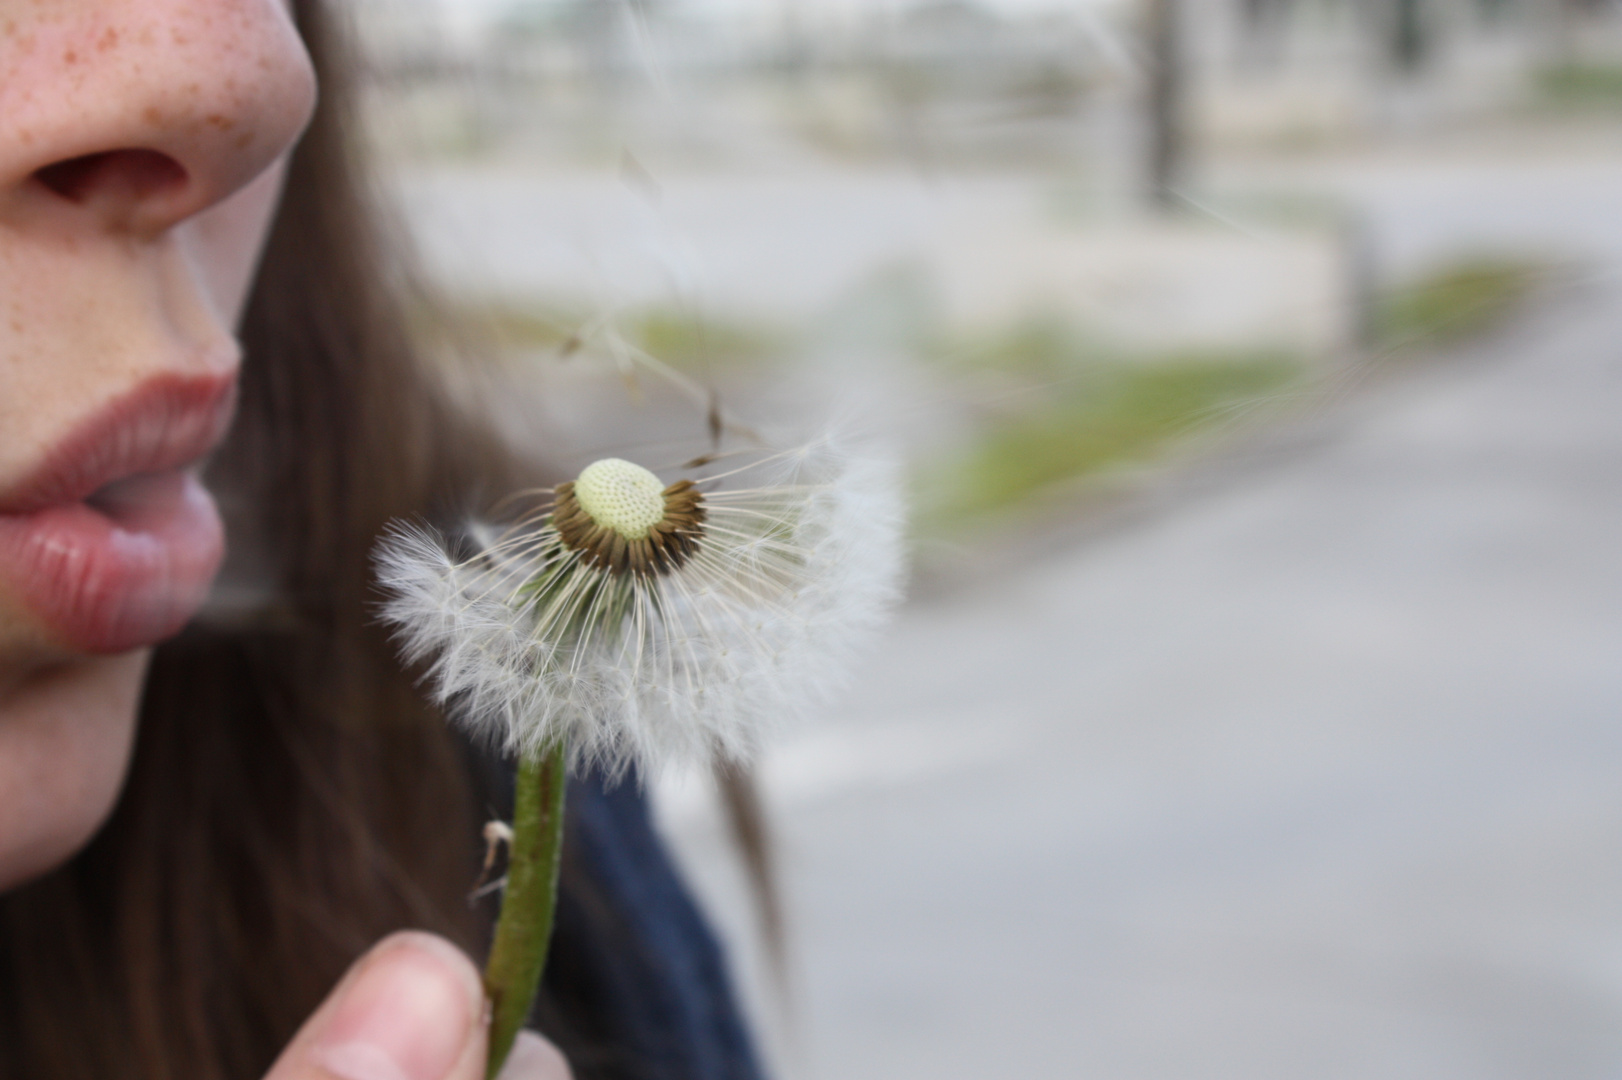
[483,739,568,1079]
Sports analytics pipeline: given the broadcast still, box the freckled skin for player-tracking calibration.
[0,0,314,891]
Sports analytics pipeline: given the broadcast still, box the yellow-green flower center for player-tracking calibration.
[573,458,667,541]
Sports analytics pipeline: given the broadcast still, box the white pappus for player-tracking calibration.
[375,439,905,778]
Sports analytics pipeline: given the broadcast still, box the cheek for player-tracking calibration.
[0,651,146,893]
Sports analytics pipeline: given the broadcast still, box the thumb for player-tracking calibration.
[264,931,489,1080]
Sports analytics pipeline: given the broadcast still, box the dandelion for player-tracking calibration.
[374,438,904,1076]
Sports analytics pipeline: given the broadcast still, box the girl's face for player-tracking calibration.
[0,0,316,890]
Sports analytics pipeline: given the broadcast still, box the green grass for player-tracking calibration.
[631,309,783,372]
[1535,62,1622,108]
[432,300,784,373]
[918,349,1301,530]
[1375,258,1546,350]
[930,314,1112,380]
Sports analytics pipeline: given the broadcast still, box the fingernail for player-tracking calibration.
[497,1032,571,1080]
[313,933,484,1080]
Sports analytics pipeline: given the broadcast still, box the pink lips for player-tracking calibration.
[0,375,236,654]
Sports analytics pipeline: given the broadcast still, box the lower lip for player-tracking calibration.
[0,471,224,654]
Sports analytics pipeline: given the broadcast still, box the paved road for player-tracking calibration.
[654,157,1622,1079]
[395,164,1346,354]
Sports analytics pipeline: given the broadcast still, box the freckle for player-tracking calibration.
[143,105,161,124]
[205,113,234,130]
[97,27,118,51]
[234,131,252,149]
[62,48,77,64]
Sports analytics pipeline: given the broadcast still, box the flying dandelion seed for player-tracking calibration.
[375,438,906,778]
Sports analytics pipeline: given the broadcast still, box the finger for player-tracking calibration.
[263,931,490,1080]
[496,1032,573,1080]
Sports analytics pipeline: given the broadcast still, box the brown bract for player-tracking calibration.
[552,478,706,576]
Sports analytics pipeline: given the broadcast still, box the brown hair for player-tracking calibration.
[0,1,516,1076]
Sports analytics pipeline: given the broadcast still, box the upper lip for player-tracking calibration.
[0,374,238,514]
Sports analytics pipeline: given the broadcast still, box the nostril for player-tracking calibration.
[34,149,188,206]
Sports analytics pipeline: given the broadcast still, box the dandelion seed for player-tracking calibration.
[375,439,906,779]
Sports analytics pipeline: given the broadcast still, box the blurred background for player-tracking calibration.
[348,0,1622,1075]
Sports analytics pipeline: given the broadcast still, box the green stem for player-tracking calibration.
[483,740,568,1079]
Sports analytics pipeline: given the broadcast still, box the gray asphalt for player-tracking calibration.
[656,156,1622,1080]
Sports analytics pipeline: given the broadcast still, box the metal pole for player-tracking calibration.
[1392,0,1426,73]
[1146,0,1184,210]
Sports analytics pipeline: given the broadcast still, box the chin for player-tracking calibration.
[0,650,147,893]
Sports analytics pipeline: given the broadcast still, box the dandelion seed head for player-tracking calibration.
[553,461,706,577]
[375,439,905,780]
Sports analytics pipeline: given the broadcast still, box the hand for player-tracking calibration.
[262,931,572,1080]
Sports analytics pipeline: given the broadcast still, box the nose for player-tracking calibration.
[0,0,317,237]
